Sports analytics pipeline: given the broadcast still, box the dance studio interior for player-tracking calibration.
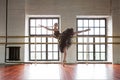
[0,0,120,80]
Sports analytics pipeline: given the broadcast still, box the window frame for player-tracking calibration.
[76,18,107,61]
[29,17,60,61]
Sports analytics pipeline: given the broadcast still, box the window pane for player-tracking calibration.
[84,53,88,60]
[78,20,83,27]
[31,28,35,34]
[78,28,83,31]
[101,45,105,52]
[36,19,41,26]
[48,30,52,34]
[31,44,35,51]
[31,38,35,43]
[53,44,58,51]
[95,20,99,27]
[78,45,83,52]
[53,19,58,24]
[95,28,99,35]
[95,53,100,60]
[30,19,35,27]
[83,38,88,43]
[100,20,105,27]
[84,45,87,52]
[89,20,94,27]
[36,44,41,51]
[89,38,93,43]
[48,52,53,60]
[42,38,46,42]
[36,28,41,34]
[47,19,52,26]
[42,44,46,51]
[89,45,93,52]
[53,52,58,59]
[41,28,47,34]
[89,53,93,60]
[78,53,83,60]
[48,44,52,51]
[42,52,46,59]
[78,37,83,43]
[42,19,47,26]
[48,38,52,43]
[84,45,88,52]
[31,53,35,59]
[84,20,88,27]
[36,53,41,59]
[95,38,100,43]
[100,38,105,42]
[100,28,105,35]
[101,53,105,60]
[36,38,41,42]
[95,45,100,52]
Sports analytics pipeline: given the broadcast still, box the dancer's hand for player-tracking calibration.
[85,29,90,32]
[39,25,47,29]
[39,25,44,27]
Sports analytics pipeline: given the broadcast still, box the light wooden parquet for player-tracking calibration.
[0,64,120,80]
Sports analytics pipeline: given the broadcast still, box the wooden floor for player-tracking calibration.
[0,64,120,80]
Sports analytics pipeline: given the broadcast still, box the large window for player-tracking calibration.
[29,18,59,61]
[77,18,107,61]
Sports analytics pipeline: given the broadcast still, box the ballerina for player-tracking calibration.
[40,23,90,66]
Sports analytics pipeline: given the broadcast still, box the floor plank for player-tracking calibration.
[0,64,120,80]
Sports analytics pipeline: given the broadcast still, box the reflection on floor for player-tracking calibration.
[0,64,120,80]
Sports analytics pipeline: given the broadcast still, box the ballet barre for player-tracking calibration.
[0,42,120,44]
[0,36,120,44]
[0,35,120,38]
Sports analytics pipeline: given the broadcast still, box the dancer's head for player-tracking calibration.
[54,23,58,27]
[53,23,58,29]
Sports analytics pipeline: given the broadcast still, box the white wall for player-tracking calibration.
[6,0,25,63]
[1,0,120,64]
[112,0,120,64]
[0,0,6,63]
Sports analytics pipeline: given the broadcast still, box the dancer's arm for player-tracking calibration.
[73,29,90,35]
[40,25,54,31]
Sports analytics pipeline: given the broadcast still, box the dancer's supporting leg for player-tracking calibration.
[63,47,67,66]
